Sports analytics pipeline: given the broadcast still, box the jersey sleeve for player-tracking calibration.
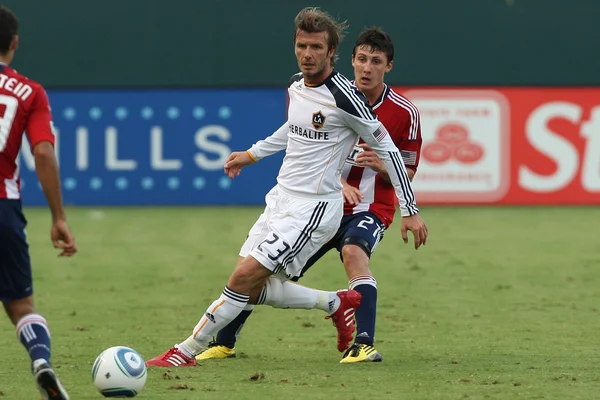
[328,75,419,215]
[341,110,419,217]
[247,121,288,160]
[25,87,55,149]
[398,109,423,171]
[287,72,303,87]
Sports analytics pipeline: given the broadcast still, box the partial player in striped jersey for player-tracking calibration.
[332,28,422,362]
[147,9,427,367]
[0,6,74,399]
[196,28,422,364]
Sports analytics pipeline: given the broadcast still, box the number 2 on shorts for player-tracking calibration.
[358,215,383,238]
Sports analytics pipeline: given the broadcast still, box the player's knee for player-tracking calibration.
[341,244,369,266]
[228,257,272,294]
[3,297,36,325]
[227,269,258,294]
[235,256,245,268]
[248,276,270,304]
[341,245,371,277]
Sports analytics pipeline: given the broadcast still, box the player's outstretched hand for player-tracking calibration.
[401,214,428,250]
[224,151,256,179]
[51,219,77,257]
[341,178,363,205]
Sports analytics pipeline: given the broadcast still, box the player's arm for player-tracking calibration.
[356,113,422,183]
[347,117,418,216]
[224,122,288,179]
[383,166,415,182]
[356,145,416,183]
[26,89,77,256]
[26,90,64,222]
[340,101,427,248]
[247,121,289,161]
[32,142,64,221]
[238,73,299,164]
[355,124,427,248]
[396,111,423,182]
[361,126,417,214]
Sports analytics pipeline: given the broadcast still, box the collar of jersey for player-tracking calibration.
[350,81,389,109]
[304,69,337,88]
[371,84,389,110]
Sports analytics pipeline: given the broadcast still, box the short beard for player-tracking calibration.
[302,64,329,82]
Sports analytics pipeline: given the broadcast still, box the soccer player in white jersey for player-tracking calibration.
[196,28,423,363]
[146,8,427,367]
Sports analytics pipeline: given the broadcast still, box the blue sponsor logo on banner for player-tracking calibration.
[20,89,286,206]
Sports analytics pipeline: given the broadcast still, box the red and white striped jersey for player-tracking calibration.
[0,64,55,199]
[343,85,422,227]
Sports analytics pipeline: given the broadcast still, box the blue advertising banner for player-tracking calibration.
[19,89,287,206]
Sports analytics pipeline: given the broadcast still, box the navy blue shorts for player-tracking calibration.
[292,211,386,281]
[0,200,33,303]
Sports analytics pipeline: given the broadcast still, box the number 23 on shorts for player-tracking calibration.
[257,232,291,261]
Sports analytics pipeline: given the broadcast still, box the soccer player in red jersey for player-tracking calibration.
[197,27,423,363]
[0,6,76,399]
[334,27,422,362]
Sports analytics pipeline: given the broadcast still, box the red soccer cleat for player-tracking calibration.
[325,289,362,352]
[145,347,197,367]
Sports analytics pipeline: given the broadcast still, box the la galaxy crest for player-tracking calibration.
[312,110,326,130]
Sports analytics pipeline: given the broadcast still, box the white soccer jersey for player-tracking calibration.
[248,70,418,216]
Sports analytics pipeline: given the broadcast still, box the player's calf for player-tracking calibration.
[341,244,378,348]
[341,243,372,278]
[13,310,53,371]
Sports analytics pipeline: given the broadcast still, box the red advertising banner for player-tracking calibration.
[394,87,600,205]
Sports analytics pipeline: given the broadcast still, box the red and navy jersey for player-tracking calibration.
[0,64,55,199]
[342,85,422,227]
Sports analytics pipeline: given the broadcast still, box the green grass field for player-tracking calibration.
[1,206,599,399]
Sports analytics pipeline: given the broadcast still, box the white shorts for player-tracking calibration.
[239,185,343,279]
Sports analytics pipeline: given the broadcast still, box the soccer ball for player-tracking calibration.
[92,346,147,397]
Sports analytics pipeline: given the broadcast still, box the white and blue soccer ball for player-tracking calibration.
[92,346,147,397]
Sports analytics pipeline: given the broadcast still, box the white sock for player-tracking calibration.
[177,286,249,357]
[260,277,340,313]
[314,289,341,313]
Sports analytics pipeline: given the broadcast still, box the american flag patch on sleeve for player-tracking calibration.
[374,125,389,142]
[400,150,418,165]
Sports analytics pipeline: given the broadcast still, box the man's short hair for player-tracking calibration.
[294,7,349,65]
[0,6,18,55]
[353,27,394,63]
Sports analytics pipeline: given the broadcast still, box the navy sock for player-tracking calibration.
[16,314,52,366]
[349,276,378,346]
[215,306,254,348]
